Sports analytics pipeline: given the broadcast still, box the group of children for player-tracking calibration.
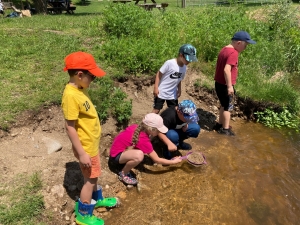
[61,31,256,224]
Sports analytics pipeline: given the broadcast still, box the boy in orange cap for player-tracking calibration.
[61,51,117,225]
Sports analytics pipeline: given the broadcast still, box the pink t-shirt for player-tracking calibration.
[110,124,153,157]
[214,47,239,85]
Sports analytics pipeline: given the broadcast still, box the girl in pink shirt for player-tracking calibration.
[109,113,182,185]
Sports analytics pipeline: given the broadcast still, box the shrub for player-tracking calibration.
[102,3,154,38]
[89,76,132,124]
[255,107,300,131]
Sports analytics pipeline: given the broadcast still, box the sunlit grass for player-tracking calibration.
[0,173,45,225]
[0,0,300,129]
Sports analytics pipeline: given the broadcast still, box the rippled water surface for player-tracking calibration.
[106,121,300,225]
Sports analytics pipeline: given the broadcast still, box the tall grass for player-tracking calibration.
[98,2,300,115]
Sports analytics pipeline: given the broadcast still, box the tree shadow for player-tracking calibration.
[76,0,92,6]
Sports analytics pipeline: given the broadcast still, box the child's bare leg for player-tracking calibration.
[222,111,231,129]
[80,177,97,203]
[119,149,144,174]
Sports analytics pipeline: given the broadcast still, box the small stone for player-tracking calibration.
[126,185,134,190]
[116,191,126,199]
[162,182,168,188]
[95,207,108,213]
[42,137,62,154]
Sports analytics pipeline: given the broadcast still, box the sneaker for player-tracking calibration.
[118,171,138,185]
[213,123,232,131]
[218,128,235,136]
[178,142,192,150]
[212,123,222,131]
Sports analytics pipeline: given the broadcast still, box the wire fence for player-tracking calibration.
[172,0,275,7]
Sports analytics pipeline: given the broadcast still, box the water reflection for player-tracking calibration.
[105,121,300,225]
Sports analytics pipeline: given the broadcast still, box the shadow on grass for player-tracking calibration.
[76,0,92,6]
[47,12,103,15]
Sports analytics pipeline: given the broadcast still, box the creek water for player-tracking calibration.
[105,121,300,225]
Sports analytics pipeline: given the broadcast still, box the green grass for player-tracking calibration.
[0,173,45,225]
[1,0,300,129]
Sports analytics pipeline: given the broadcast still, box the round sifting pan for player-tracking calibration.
[180,151,207,167]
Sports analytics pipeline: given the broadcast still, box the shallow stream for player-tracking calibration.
[105,121,300,225]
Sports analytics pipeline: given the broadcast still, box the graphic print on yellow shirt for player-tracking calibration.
[62,84,101,157]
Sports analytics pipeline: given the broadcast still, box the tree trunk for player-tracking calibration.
[34,0,47,14]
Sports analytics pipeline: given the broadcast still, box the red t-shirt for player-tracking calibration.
[109,124,153,157]
[214,47,239,85]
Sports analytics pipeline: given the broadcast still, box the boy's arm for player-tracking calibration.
[65,120,92,167]
[224,64,234,95]
[157,132,177,151]
[153,71,163,97]
[177,81,182,98]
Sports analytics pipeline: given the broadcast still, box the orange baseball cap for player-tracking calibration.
[63,51,106,77]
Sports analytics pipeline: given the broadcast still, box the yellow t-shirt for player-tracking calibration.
[61,84,101,157]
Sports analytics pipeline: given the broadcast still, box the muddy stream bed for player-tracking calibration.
[105,121,300,225]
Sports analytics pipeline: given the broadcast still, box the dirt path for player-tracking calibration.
[0,71,243,224]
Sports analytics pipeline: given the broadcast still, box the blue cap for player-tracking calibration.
[179,44,198,62]
[178,100,199,123]
[232,31,256,44]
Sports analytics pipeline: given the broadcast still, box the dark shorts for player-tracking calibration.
[215,82,235,111]
[108,153,125,174]
[153,97,178,110]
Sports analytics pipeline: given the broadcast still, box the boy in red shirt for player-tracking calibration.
[214,31,256,136]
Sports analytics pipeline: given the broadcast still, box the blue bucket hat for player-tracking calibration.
[231,31,256,44]
[178,100,199,123]
[179,44,198,62]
